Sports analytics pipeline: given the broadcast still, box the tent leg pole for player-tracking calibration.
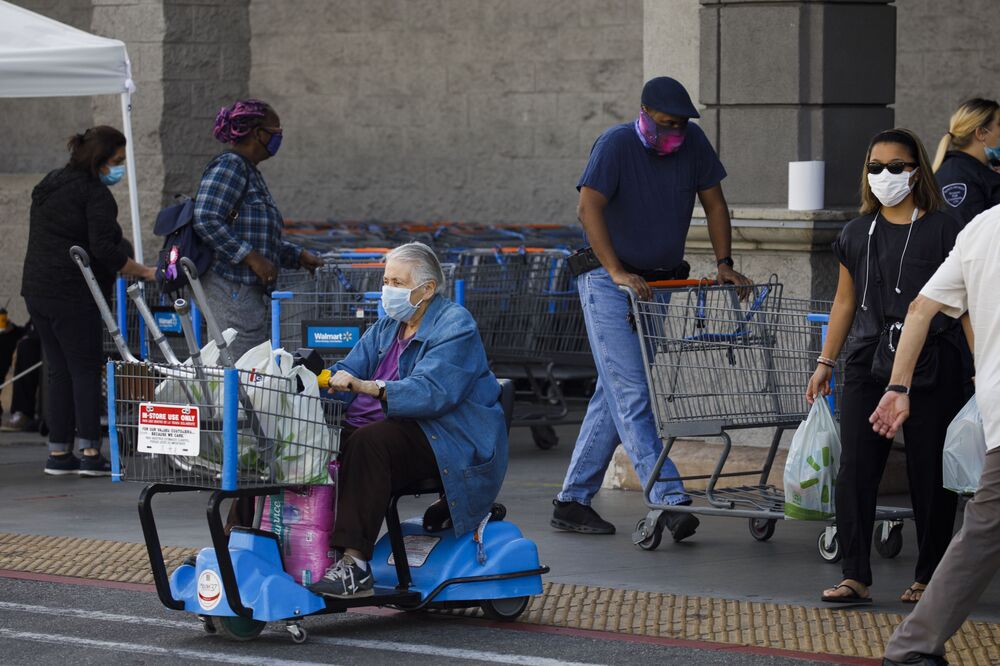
[120,91,144,263]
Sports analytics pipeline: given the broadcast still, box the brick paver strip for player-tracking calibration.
[1,531,997,664]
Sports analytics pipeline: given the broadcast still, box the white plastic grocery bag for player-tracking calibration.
[234,340,333,485]
[151,336,334,485]
[943,395,986,495]
[784,399,841,520]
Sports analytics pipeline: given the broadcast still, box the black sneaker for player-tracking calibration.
[44,454,80,476]
[79,453,112,477]
[663,511,699,542]
[308,555,374,598]
[550,499,616,534]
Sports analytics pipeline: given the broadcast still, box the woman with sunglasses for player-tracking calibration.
[806,129,970,605]
[932,98,1000,228]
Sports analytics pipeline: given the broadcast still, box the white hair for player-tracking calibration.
[386,242,447,295]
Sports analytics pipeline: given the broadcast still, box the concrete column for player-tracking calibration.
[699,0,896,206]
[643,0,701,103]
[90,0,250,260]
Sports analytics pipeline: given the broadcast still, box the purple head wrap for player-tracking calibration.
[213,99,271,144]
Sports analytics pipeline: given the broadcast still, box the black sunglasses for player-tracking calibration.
[866,161,917,175]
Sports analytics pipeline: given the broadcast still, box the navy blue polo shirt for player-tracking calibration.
[577,121,726,270]
[935,150,1000,228]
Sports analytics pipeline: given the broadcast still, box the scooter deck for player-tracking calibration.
[320,587,422,612]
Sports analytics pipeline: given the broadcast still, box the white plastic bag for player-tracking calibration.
[234,340,333,485]
[151,335,333,484]
[784,399,841,520]
[943,395,986,495]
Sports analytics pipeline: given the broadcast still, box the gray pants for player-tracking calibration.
[884,448,1000,661]
[199,270,270,363]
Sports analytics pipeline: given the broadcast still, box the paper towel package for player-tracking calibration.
[262,485,337,585]
[788,160,825,211]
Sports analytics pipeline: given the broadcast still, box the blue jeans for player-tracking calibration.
[557,268,688,506]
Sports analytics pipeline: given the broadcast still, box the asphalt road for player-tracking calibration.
[0,576,858,666]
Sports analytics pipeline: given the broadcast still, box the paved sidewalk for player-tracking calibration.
[3,425,1000,663]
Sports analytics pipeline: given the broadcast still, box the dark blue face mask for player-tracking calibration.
[259,128,282,156]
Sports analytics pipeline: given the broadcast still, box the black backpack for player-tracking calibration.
[154,154,251,294]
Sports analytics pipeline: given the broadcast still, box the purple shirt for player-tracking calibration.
[344,331,412,428]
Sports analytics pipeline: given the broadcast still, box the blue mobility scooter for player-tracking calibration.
[151,379,547,643]
[79,248,548,645]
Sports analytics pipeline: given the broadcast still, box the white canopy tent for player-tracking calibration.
[0,0,145,261]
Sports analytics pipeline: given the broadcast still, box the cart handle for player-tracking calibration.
[646,279,714,288]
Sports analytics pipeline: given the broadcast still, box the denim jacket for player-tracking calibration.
[329,295,507,537]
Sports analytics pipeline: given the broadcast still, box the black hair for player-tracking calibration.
[66,126,126,177]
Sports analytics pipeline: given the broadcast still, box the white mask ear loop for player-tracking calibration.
[893,206,920,295]
[860,213,877,311]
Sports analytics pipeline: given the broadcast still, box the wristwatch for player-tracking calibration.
[884,384,910,395]
[374,379,387,401]
[717,256,735,268]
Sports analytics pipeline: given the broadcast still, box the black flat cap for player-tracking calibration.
[641,77,699,119]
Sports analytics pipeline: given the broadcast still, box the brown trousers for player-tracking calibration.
[331,419,440,560]
[228,419,441,562]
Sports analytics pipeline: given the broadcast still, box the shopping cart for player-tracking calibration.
[73,247,547,643]
[270,262,458,367]
[625,279,911,561]
[454,247,595,449]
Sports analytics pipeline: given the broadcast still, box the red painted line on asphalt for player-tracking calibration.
[0,569,156,593]
[0,569,880,664]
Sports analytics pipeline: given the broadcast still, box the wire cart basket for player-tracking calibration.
[626,279,912,561]
[454,248,595,450]
[107,361,344,489]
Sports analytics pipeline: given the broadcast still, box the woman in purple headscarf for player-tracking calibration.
[192,99,323,361]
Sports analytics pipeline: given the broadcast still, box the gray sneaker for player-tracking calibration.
[308,555,374,598]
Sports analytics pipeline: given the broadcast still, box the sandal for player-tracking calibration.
[821,582,872,604]
[901,584,927,603]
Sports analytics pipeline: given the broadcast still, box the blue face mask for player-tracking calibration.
[983,128,1000,163]
[259,129,282,157]
[381,282,429,322]
[100,164,126,186]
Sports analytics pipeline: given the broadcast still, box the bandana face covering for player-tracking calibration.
[635,109,686,155]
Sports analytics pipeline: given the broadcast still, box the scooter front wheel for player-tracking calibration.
[480,596,529,621]
[210,616,267,641]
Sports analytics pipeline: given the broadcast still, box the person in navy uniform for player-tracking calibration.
[550,76,750,540]
[932,98,1000,227]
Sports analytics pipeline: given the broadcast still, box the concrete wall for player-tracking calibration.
[249,0,644,224]
[643,0,700,106]
[895,0,1000,156]
[0,0,95,174]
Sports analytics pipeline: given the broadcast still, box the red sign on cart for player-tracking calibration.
[137,403,200,456]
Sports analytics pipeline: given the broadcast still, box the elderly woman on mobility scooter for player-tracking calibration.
[309,242,507,599]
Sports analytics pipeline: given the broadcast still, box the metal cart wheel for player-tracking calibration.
[285,622,308,644]
[874,521,904,559]
[633,518,663,551]
[530,425,559,449]
[817,528,842,563]
[748,518,776,542]
[198,615,217,634]
[481,596,530,621]
[210,616,267,641]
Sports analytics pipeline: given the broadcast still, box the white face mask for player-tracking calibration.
[381,282,429,322]
[867,167,918,208]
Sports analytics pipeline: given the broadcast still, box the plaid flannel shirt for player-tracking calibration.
[193,152,301,286]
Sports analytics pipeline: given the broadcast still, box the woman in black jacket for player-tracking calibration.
[20,126,155,477]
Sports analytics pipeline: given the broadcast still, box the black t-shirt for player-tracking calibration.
[935,151,1000,228]
[832,209,961,346]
